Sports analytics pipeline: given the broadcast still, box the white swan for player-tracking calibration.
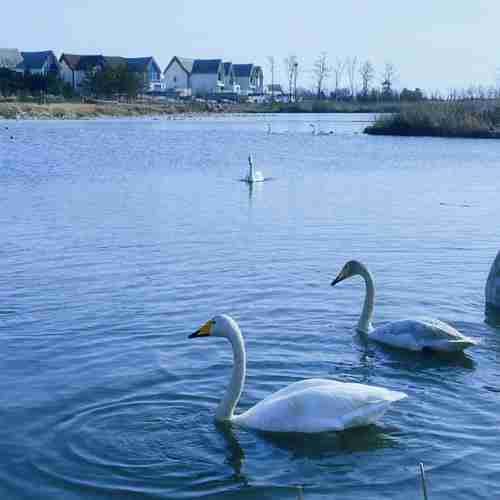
[331,260,477,352]
[244,154,264,183]
[189,314,407,433]
[309,123,334,136]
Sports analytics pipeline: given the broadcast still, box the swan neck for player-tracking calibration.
[248,157,254,180]
[358,265,374,333]
[215,326,246,422]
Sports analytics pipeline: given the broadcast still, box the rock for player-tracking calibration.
[486,250,500,326]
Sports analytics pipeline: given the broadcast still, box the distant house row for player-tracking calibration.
[163,57,263,96]
[0,49,265,97]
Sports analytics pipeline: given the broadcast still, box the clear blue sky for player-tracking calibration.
[1,0,498,93]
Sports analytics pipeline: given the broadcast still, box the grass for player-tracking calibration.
[0,100,239,119]
[364,101,500,138]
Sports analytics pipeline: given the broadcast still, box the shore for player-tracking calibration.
[0,100,243,120]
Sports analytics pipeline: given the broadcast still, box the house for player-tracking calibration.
[60,53,162,92]
[233,64,264,95]
[264,83,287,101]
[163,56,194,96]
[222,62,240,94]
[0,48,24,72]
[190,59,224,96]
[126,57,162,91]
[19,51,59,76]
[104,56,162,91]
[59,54,106,90]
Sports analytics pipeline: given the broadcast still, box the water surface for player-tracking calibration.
[1,113,499,499]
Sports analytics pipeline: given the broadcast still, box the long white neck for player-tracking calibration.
[248,156,254,181]
[215,324,246,422]
[356,264,375,334]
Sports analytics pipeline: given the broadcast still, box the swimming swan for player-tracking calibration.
[244,154,264,183]
[189,314,407,432]
[331,260,477,352]
[309,124,334,136]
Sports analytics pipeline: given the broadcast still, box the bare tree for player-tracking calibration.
[345,56,358,100]
[284,54,298,102]
[267,56,276,102]
[313,52,331,99]
[359,60,374,97]
[381,61,397,99]
[332,57,345,100]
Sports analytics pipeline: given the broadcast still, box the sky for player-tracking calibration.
[1,0,499,94]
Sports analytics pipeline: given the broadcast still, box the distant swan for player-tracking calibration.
[310,123,334,136]
[244,154,264,183]
[189,314,407,433]
[331,260,477,352]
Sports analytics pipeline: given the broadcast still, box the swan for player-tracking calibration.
[244,154,264,183]
[331,260,477,352]
[309,123,334,136]
[189,314,407,433]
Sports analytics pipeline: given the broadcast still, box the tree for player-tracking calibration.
[267,56,276,102]
[284,54,298,102]
[313,52,331,100]
[381,62,397,100]
[345,56,358,100]
[359,60,374,98]
[332,58,345,100]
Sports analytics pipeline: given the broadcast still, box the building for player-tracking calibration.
[60,53,161,92]
[190,59,224,95]
[59,54,106,90]
[233,64,264,95]
[19,51,59,76]
[126,57,162,91]
[163,57,194,96]
[0,48,23,72]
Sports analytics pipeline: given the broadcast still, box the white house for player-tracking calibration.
[163,56,194,96]
[233,64,264,95]
[190,59,224,95]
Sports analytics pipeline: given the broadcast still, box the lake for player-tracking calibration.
[1,113,499,499]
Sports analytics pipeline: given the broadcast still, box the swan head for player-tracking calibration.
[331,260,365,286]
[189,314,238,340]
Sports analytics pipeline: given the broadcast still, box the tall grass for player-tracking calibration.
[365,101,500,138]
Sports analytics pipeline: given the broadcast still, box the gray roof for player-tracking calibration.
[191,59,222,75]
[60,54,106,71]
[20,51,59,71]
[164,56,194,75]
[233,64,254,77]
[0,48,23,70]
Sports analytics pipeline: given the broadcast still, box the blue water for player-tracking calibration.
[1,114,499,499]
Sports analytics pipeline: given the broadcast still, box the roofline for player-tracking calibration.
[164,56,191,75]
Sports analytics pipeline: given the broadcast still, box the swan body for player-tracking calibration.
[189,314,407,433]
[331,260,477,352]
[309,124,334,136]
[244,154,264,183]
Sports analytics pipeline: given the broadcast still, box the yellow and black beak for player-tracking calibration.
[331,271,346,287]
[189,319,213,339]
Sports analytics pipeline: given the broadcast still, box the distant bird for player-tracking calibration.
[243,154,264,183]
[267,123,272,135]
[331,260,477,352]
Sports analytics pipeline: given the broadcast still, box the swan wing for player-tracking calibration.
[370,318,477,351]
[233,379,406,433]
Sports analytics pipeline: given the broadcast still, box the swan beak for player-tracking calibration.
[189,319,213,339]
[331,272,346,287]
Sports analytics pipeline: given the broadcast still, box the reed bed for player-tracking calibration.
[365,101,500,138]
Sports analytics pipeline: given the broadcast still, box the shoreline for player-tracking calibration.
[0,101,244,120]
